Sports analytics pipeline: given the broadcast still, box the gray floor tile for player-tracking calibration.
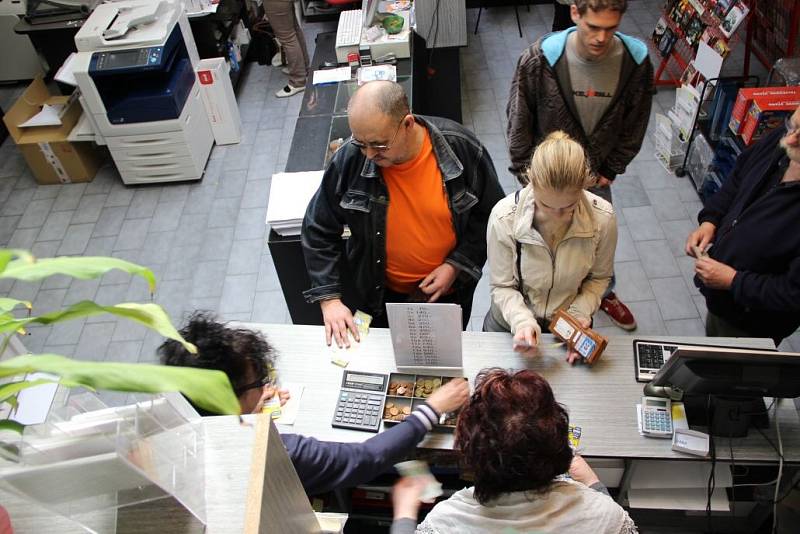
[106,340,144,363]
[126,188,162,219]
[31,288,67,315]
[614,225,639,263]
[75,322,116,362]
[241,179,269,210]
[613,261,655,302]
[36,211,74,242]
[227,239,262,275]
[256,254,281,292]
[52,183,87,212]
[57,223,95,255]
[634,240,681,278]
[660,219,695,257]
[114,219,151,251]
[8,227,40,249]
[646,188,689,222]
[147,200,185,233]
[63,277,100,306]
[650,276,698,321]
[1,188,35,216]
[202,226,235,260]
[30,239,60,259]
[138,231,175,266]
[159,183,191,203]
[251,290,289,323]
[234,207,267,241]
[113,318,149,343]
[105,187,135,208]
[71,194,108,224]
[676,255,701,296]
[612,177,650,208]
[18,198,55,228]
[174,212,209,247]
[46,317,86,346]
[626,300,668,336]
[693,295,708,323]
[472,109,503,134]
[32,184,62,200]
[163,244,202,281]
[192,260,228,298]
[0,215,20,245]
[219,274,258,313]
[622,206,666,241]
[218,169,248,198]
[665,318,706,337]
[208,196,241,228]
[84,236,117,257]
[223,143,254,171]
[92,206,128,237]
[87,284,130,323]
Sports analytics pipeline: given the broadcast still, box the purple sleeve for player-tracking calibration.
[281,415,429,496]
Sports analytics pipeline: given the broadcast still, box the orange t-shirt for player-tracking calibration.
[382,129,456,294]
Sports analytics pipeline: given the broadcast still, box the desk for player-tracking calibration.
[255,324,799,463]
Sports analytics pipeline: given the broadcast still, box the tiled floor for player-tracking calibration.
[1,0,797,387]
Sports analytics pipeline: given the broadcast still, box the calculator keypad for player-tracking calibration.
[333,391,385,431]
[644,409,672,433]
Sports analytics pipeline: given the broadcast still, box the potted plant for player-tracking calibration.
[0,248,240,530]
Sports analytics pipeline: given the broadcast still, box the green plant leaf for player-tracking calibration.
[0,301,196,354]
[0,355,240,416]
[1,256,156,294]
[0,420,24,434]
[0,298,32,314]
[0,379,57,406]
[0,249,34,275]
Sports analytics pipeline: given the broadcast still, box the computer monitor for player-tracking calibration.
[651,346,800,436]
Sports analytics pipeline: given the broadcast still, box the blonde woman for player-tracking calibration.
[484,131,617,363]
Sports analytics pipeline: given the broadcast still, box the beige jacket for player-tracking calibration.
[487,186,616,334]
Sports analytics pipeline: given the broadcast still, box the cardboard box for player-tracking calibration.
[728,86,800,135]
[196,58,241,145]
[2,77,102,185]
[739,95,800,145]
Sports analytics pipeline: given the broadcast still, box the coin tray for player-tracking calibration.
[383,397,413,423]
[384,373,464,429]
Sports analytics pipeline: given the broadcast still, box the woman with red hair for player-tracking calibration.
[391,368,637,534]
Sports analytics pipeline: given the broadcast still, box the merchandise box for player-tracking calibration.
[729,86,800,135]
[196,58,242,145]
[2,77,102,185]
[739,94,800,145]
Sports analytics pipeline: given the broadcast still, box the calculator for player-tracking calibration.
[332,370,389,432]
[641,396,673,438]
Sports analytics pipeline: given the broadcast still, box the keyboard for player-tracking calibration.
[335,9,363,49]
[634,340,679,382]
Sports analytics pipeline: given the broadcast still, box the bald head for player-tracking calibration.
[348,81,410,123]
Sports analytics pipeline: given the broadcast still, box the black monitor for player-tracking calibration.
[651,346,800,436]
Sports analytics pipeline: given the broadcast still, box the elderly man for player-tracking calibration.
[686,107,800,345]
[506,0,654,332]
[302,81,504,347]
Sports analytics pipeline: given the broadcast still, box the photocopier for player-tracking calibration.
[72,0,213,184]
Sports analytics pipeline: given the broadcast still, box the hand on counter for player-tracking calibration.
[321,298,360,348]
[426,377,469,414]
[512,325,540,356]
[253,385,291,413]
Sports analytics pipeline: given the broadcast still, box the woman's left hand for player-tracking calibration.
[566,316,591,365]
[253,385,291,413]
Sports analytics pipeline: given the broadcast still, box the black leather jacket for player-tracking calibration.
[301,115,505,317]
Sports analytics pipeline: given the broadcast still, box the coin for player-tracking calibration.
[389,407,399,416]
[424,379,433,389]
[397,386,407,395]
[402,406,411,415]
[433,378,442,387]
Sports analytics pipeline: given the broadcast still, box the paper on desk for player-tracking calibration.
[312,66,351,85]
[274,382,304,426]
[19,104,65,128]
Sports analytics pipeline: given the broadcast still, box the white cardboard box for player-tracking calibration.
[196,58,241,145]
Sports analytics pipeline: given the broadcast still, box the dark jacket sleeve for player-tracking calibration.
[301,160,346,303]
[282,415,429,496]
[447,147,505,282]
[731,255,800,313]
[507,47,539,179]
[697,138,759,227]
[597,58,654,181]
[390,518,418,534]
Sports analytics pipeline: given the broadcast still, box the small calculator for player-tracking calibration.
[641,396,673,438]
[332,370,389,432]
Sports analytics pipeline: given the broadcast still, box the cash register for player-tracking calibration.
[72,0,213,184]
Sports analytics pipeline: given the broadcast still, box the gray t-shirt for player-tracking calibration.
[566,32,624,135]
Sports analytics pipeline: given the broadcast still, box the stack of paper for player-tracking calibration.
[266,171,324,236]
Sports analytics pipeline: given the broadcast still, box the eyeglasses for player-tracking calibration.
[786,116,800,137]
[234,374,270,396]
[349,118,405,152]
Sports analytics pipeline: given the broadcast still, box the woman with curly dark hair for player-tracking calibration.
[391,368,637,534]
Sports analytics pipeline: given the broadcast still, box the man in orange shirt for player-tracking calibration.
[302,81,504,347]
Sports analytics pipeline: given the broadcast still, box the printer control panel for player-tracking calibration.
[92,46,165,72]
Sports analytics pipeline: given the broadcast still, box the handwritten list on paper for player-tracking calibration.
[386,303,463,368]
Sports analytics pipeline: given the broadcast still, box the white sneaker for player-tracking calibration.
[281,67,290,75]
[275,84,304,98]
[271,50,283,67]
